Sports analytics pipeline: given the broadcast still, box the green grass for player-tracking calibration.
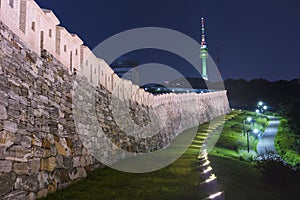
[43,126,212,200]
[209,155,291,200]
[275,118,300,166]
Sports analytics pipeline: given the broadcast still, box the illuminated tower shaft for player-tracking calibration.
[200,17,208,80]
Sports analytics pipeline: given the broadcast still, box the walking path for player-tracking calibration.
[257,116,280,155]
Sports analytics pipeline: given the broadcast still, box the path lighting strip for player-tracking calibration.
[203,166,213,174]
[205,174,217,183]
[208,192,222,199]
[202,160,210,167]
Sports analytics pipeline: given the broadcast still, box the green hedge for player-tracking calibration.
[275,119,300,166]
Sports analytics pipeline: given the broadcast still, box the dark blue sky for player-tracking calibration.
[36,0,300,81]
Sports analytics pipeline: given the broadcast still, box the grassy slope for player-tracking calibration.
[275,118,300,166]
[43,126,210,200]
[209,156,288,200]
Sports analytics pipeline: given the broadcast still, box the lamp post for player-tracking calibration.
[243,117,256,152]
[256,101,267,114]
[246,129,251,153]
[243,117,253,136]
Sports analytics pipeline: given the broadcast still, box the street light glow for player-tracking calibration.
[258,101,263,106]
[256,109,260,113]
[263,105,268,110]
[247,117,252,122]
[253,128,259,134]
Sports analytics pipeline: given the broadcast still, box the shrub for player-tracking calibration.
[255,152,300,189]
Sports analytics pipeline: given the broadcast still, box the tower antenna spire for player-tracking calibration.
[201,17,207,48]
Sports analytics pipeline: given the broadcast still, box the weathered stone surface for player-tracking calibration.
[69,167,87,180]
[55,141,66,156]
[40,157,56,172]
[32,135,42,147]
[58,169,70,182]
[36,189,48,199]
[0,160,12,173]
[21,135,32,148]
[0,146,7,159]
[0,130,15,148]
[29,158,40,174]
[0,91,8,107]
[3,121,17,133]
[37,171,49,190]
[14,175,38,192]
[48,182,57,194]
[2,190,26,200]
[63,157,73,169]
[13,162,29,175]
[73,156,80,167]
[0,104,7,120]
[0,174,15,196]
[42,139,52,149]
[5,145,31,162]
[26,192,36,200]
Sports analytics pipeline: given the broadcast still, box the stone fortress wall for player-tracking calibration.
[0,0,231,199]
[0,0,228,107]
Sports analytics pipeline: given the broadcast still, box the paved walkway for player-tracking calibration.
[257,116,280,155]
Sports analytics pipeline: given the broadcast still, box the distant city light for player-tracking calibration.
[255,109,260,113]
[263,105,268,110]
[157,88,161,91]
[145,88,148,91]
[258,101,263,106]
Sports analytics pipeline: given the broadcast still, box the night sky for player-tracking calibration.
[35,0,300,81]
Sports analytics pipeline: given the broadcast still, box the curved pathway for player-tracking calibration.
[257,116,280,155]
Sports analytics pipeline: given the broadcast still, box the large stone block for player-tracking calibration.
[69,167,87,180]
[0,160,13,173]
[13,162,29,175]
[3,121,17,133]
[36,189,48,199]
[2,190,26,200]
[0,130,15,148]
[0,173,16,196]
[37,171,49,190]
[14,175,38,192]
[29,158,40,174]
[5,145,31,162]
[0,104,7,120]
[40,157,56,172]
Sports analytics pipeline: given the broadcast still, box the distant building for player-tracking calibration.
[110,59,139,85]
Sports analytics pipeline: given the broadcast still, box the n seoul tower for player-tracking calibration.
[200,17,208,80]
